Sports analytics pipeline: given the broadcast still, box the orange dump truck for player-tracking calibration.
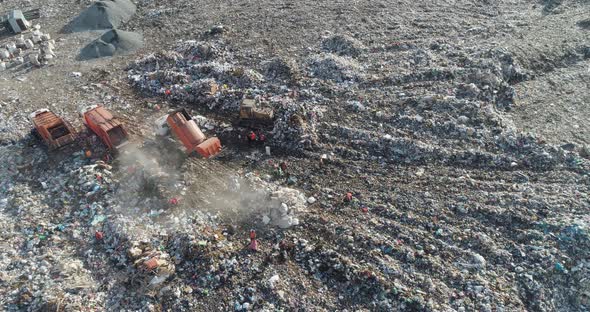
[155,108,221,158]
[30,109,77,150]
[81,105,129,151]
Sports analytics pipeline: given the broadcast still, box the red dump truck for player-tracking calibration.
[154,108,221,158]
[81,105,129,151]
[30,109,77,150]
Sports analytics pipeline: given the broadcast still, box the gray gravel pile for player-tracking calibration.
[79,29,143,60]
[64,0,137,33]
[578,18,590,29]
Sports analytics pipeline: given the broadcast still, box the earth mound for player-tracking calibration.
[79,29,143,60]
[64,0,136,33]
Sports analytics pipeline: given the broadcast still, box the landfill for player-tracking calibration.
[0,0,589,311]
[127,38,322,153]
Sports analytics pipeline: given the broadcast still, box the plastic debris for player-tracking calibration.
[268,274,280,289]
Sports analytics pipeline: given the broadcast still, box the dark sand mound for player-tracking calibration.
[64,0,136,33]
[79,29,143,60]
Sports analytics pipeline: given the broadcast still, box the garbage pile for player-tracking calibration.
[302,41,589,171]
[127,39,257,111]
[0,147,114,310]
[321,34,365,57]
[262,57,300,83]
[292,237,400,310]
[0,143,226,310]
[306,53,365,82]
[235,173,307,229]
[114,153,175,210]
[127,38,322,152]
[1,1,588,308]
[0,24,55,70]
[128,241,176,288]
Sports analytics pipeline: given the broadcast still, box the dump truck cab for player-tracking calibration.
[81,105,129,151]
[239,99,274,128]
[30,109,77,150]
[163,108,221,158]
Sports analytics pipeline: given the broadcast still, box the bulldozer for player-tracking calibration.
[239,99,274,128]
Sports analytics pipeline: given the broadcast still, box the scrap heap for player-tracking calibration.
[127,39,321,153]
[0,23,55,70]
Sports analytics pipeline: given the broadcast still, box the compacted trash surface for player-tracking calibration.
[0,0,589,311]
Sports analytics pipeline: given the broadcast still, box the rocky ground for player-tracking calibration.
[0,0,589,311]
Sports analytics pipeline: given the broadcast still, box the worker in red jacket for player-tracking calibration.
[247,131,256,142]
[249,230,258,251]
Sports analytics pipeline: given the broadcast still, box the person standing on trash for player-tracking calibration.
[257,130,266,143]
[274,163,284,178]
[247,131,256,143]
[249,229,258,251]
[280,161,289,179]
